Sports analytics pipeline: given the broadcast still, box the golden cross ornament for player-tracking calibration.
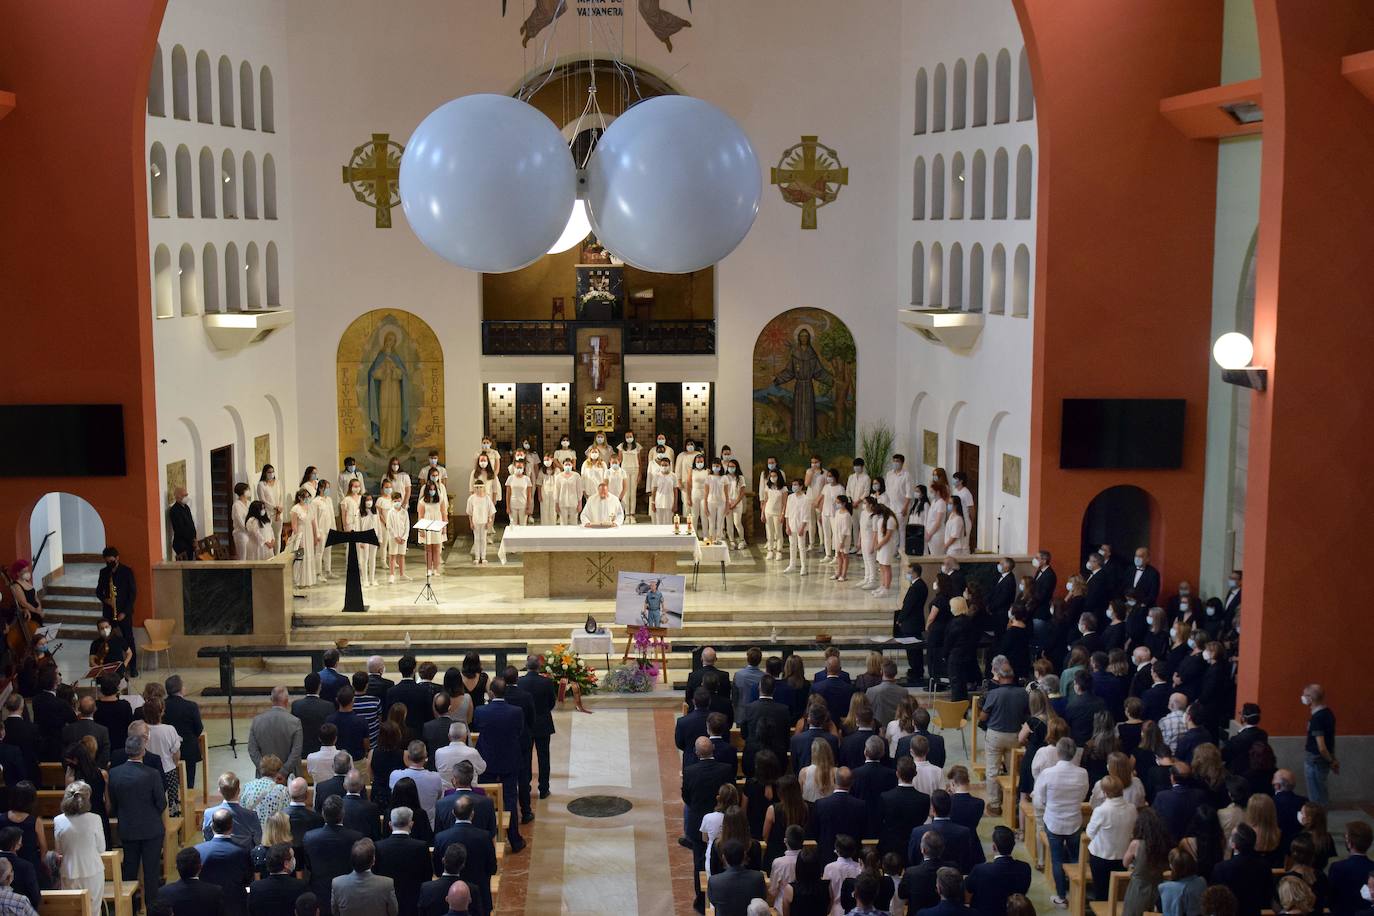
[770,135,849,230]
[342,133,404,229]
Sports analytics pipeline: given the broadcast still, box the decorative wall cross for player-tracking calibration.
[770,135,849,230]
[342,133,404,229]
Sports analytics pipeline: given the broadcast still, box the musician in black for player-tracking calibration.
[88,619,131,676]
[95,547,138,677]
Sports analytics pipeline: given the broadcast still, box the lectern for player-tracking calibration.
[325,528,380,612]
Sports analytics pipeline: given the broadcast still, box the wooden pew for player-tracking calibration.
[40,889,92,916]
[997,746,1023,828]
[101,849,137,916]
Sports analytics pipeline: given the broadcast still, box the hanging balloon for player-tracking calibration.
[584,96,761,274]
[399,94,575,273]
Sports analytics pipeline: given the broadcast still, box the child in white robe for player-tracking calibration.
[761,471,786,560]
[686,456,709,535]
[723,461,746,549]
[379,483,409,583]
[466,481,497,564]
[231,483,251,560]
[287,489,316,588]
[506,462,532,525]
[650,458,677,525]
[554,461,583,525]
[819,470,845,563]
[257,465,284,546]
[358,493,381,586]
[312,481,336,579]
[539,457,559,525]
[418,480,447,576]
[783,480,810,575]
[704,462,728,540]
[831,496,853,582]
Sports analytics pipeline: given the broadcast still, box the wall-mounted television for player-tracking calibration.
[0,405,127,477]
[1060,398,1185,470]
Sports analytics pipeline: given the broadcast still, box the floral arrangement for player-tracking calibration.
[579,288,616,307]
[602,664,657,693]
[543,645,597,712]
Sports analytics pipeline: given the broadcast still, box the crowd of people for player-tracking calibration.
[675,626,1352,916]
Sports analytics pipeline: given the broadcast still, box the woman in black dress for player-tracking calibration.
[369,721,407,810]
[742,750,781,840]
[998,604,1033,679]
[781,847,832,916]
[924,572,954,687]
[4,782,46,886]
[387,777,434,843]
[460,651,489,709]
[761,774,811,870]
[944,597,981,702]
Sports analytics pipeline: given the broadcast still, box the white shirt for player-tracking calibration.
[1032,759,1090,834]
[820,482,844,517]
[1086,795,1138,859]
[784,491,810,529]
[580,493,625,526]
[911,759,944,796]
[338,468,366,499]
[954,484,975,517]
[305,745,339,785]
[846,470,871,505]
[885,468,914,512]
[823,857,864,916]
[231,499,250,538]
[465,494,496,526]
[434,742,486,781]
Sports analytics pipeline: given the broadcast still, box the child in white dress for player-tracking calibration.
[555,461,583,525]
[723,461,746,549]
[819,470,845,564]
[466,481,497,564]
[650,458,676,525]
[539,457,559,525]
[287,489,316,588]
[831,496,853,581]
[687,456,709,534]
[312,480,336,580]
[506,462,532,525]
[858,498,877,589]
[872,501,898,597]
[358,494,380,586]
[418,480,447,576]
[762,471,786,559]
[783,480,810,575]
[704,462,728,540]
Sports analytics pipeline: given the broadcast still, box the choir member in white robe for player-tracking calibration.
[337,458,366,509]
[761,471,787,559]
[819,471,845,562]
[552,435,577,469]
[858,497,877,588]
[245,502,276,561]
[340,478,364,535]
[783,481,810,575]
[649,458,677,525]
[580,480,625,527]
[231,483,252,560]
[944,495,968,555]
[605,458,627,506]
[674,443,699,516]
[378,483,409,583]
[468,457,500,556]
[704,462,728,540]
[357,494,381,586]
[417,480,447,575]
[299,466,320,498]
[506,462,532,526]
[538,457,558,525]
[515,437,539,477]
[474,437,501,477]
[723,463,747,549]
[617,432,641,520]
[466,482,497,564]
[385,457,412,508]
[257,465,285,547]
[804,457,826,553]
[287,489,316,588]
[580,453,607,499]
[312,482,336,579]
[924,487,949,556]
[845,460,871,555]
[647,444,673,501]
[423,450,448,485]
[884,456,915,558]
[554,461,583,525]
[588,432,614,464]
[758,456,780,507]
[952,473,976,550]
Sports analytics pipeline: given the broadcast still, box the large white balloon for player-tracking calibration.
[399,94,575,273]
[585,96,761,274]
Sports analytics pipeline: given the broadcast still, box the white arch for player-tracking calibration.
[944,401,967,470]
[246,242,262,309]
[195,51,213,123]
[908,392,930,474]
[202,243,220,313]
[985,409,1013,551]
[239,60,256,130]
[198,146,216,218]
[177,416,207,547]
[263,154,278,219]
[174,144,193,218]
[217,55,235,127]
[170,44,190,120]
[914,68,928,135]
[149,142,168,218]
[260,66,275,133]
[265,393,286,478]
[931,154,945,220]
[243,151,259,219]
[153,244,173,318]
[224,242,241,310]
[994,49,1011,124]
[968,243,985,313]
[928,242,944,307]
[949,243,964,310]
[913,156,926,220]
[971,149,986,220]
[178,243,200,316]
[1017,48,1035,121]
[990,244,1007,315]
[932,63,947,132]
[911,242,925,306]
[266,241,280,307]
[1015,145,1033,219]
[950,151,965,220]
[993,147,1009,219]
[147,43,165,117]
[221,149,238,218]
[224,405,248,482]
[1012,244,1031,317]
[972,54,988,127]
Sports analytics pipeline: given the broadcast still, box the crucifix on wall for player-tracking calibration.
[579,334,620,392]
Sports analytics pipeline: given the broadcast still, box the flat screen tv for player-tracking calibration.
[1059,398,1185,470]
[0,404,126,477]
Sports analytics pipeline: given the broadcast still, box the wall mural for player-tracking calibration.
[771,135,849,230]
[341,133,404,229]
[336,309,445,487]
[506,0,692,52]
[752,307,856,486]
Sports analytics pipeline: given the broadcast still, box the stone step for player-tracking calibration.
[291,608,894,627]
[45,585,95,597]
[43,599,103,614]
[285,622,885,642]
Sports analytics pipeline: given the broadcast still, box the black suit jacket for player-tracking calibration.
[965,856,1032,916]
[879,784,931,861]
[789,727,840,772]
[739,697,791,773]
[423,715,455,765]
[1153,784,1204,842]
[108,758,168,840]
[367,674,394,704]
[1031,567,1058,616]
[0,744,30,793]
[707,865,768,916]
[516,672,557,737]
[502,683,536,748]
[342,793,381,839]
[375,832,434,916]
[61,718,111,768]
[170,501,197,555]
[896,579,929,636]
[302,824,365,907]
[899,857,947,913]
[1222,726,1268,773]
[165,693,204,763]
[35,690,78,757]
[291,695,334,756]
[1130,564,1161,608]
[851,761,899,838]
[196,836,254,916]
[812,676,855,726]
[1065,692,1106,745]
[418,875,461,916]
[385,679,435,736]
[950,794,986,864]
[432,822,497,916]
[248,873,310,916]
[159,878,226,916]
[674,708,711,766]
[839,727,884,770]
[681,759,736,833]
[434,789,498,836]
[896,729,947,769]
[1140,682,1171,723]
[285,803,324,862]
[684,663,729,703]
[313,775,346,813]
[1211,852,1275,916]
[1083,570,1111,616]
[1273,789,1307,851]
[814,790,868,860]
[2,715,39,782]
[987,573,1016,629]
[910,819,975,873]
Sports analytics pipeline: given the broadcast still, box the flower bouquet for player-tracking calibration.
[543,644,597,713]
[602,664,657,693]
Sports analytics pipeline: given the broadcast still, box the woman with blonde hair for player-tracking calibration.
[1086,775,1138,901]
[1276,875,1316,915]
[1244,793,1283,866]
[53,781,105,913]
[853,651,884,693]
[1092,751,1146,809]
[709,805,763,873]
[799,738,836,802]
[841,693,873,736]
[251,811,294,877]
[1190,744,1229,809]
[1030,715,1074,783]
[886,695,919,756]
[141,696,183,816]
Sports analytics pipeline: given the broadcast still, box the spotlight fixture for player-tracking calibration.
[1213,331,1266,391]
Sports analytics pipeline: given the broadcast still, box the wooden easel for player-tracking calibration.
[621,626,669,683]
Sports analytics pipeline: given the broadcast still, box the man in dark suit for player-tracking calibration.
[1140,661,1173,723]
[375,806,433,916]
[896,707,947,769]
[1153,766,1204,842]
[249,843,309,916]
[789,706,841,772]
[705,712,738,772]
[879,757,931,861]
[948,767,986,865]
[1173,703,1213,764]
[1222,571,1242,622]
[1,695,38,785]
[159,847,225,916]
[417,844,466,916]
[851,736,898,840]
[812,654,855,725]
[674,688,713,768]
[434,761,497,835]
[918,866,975,916]
[385,655,434,737]
[62,695,111,767]
[1329,821,1374,916]
[839,705,884,770]
[284,777,323,869]
[32,666,74,761]
[896,564,929,683]
[965,826,1032,916]
[431,796,497,916]
[739,675,791,778]
[313,751,353,814]
[422,693,455,768]
[1129,547,1161,609]
[1065,670,1106,745]
[500,665,537,824]
[516,655,557,800]
[341,771,381,840]
[1082,553,1111,616]
[682,736,736,912]
[898,831,949,914]
[169,487,197,558]
[1096,543,1126,598]
[1271,769,1308,852]
[1071,615,1105,660]
[0,726,28,791]
[706,839,768,916]
[986,559,1017,636]
[318,649,348,705]
[1030,550,1057,619]
[0,828,41,912]
[303,796,364,912]
[365,657,395,705]
[814,767,868,862]
[1222,703,1267,772]
[293,672,334,758]
[163,674,204,788]
[95,546,139,676]
[684,647,729,705]
[1212,824,1276,916]
[472,678,526,853]
[197,808,255,916]
[108,735,168,905]
[909,790,975,874]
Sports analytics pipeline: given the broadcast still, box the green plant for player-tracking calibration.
[859,421,895,472]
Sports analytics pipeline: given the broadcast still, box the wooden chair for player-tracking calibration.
[997,746,1023,828]
[40,889,92,916]
[41,817,55,852]
[1019,798,1043,870]
[1067,832,1092,916]
[101,848,138,916]
[970,694,984,779]
[1087,869,1130,916]
[35,790,63,818]
[930,699,970,755]
[478,782,505,844]
[141,618,175,671]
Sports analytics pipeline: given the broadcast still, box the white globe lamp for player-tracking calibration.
[399,94,576,273]
[547,199,592,254]
[1212,332,1254,370]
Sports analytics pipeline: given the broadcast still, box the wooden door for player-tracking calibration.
[956,439,980,548]
[210,445,234,555]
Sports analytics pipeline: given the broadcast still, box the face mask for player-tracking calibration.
[267,471,276,480]
[686,444,695,453]
[310,472,318,481]
[522,441,531,449]
[1187,637,1198,649]
[345,464,355,472]
[1126,599,1136,607]
[1361,884,1372,904]
[827,476,836,485]
[767,462,776,470]
[1228,578,1238,589]
[1100,547,1110,557]
[625,435,634,443]
[1202,650,1213,662]
[1169,627,1178,640]
[791,485,800,493]
[1301,695,1312,706]
[1206,606,1215,617]
[1135,557,1145,568]
[695,461,705,469]
[98,629,111,639]
[564,464,573,471]
[363,501,373,511]
[482,442,492,449]
[722,452,731,459]
[479,459,488,468]
[543,458,552,466]
[1079,624,1088,635]
[391,464,400,472]
[561,440,570,447]
[610,463,619,470]
[1031,557,1041,569]
[871,484,880,494]
[1009,609,1016,621]
[514,468,524,475]
[712,466,722,474]
[596,436,605,444]
[383,486,392,495]
[426,486,437,496]
[1066,584,1074,595]
[1179,601,1189,612]
[1018,583,1026,592]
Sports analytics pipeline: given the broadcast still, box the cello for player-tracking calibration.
[4,531,53,671]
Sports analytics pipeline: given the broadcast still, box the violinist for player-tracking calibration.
[88,620,131,676]
[95,546,137,678]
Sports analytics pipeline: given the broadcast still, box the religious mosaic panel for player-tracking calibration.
[770,135,849,230]
[507,0,692,53]
[165,459,186,506]
[923,430,939,467]
[253,434,271,474]
[484,383,516,447]
[542,383,571,448]
[336,308,444,487]
[682,383,711,455]
[574,327,624,433]
[752,308,856,487]
[1002,453,1022,497]
[628,383,657,444]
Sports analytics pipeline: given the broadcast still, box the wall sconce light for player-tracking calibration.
[1213,331,1266,391]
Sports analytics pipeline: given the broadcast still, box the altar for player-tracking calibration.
[498,524,699,598]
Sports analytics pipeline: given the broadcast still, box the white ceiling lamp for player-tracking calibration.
[547,199,592,254]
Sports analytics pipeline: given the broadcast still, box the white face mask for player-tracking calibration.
[563,464,573,472]
[561,440,570,447]
[1206,606,1215,616]
[1228,578,1238,589]
[625,436,633,443]
[266,471,275,480]
[610,463,619,470]
[479,460,488,468]
[686,444,695,452]
[657,438,665,445]
[1031,557,1041,569]
[1301,695,1312,706]
[791,485,800,493]
[429,457,438,465]
[1179,601,1189,611]
[514,468,524,475]
[543,458,553,466]
[391,464,400,472]
[1202,650,1213,662]
[767,462,776,469]
[382,487,392,496]
[1169,627,1178,640]
[1126,599,1137,607]
[596,436,605,444]
[482,442,491,450]
[1135,557,1145,568]
[1361,884,1372,904]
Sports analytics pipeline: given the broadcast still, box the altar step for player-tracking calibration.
[292,606,894,627]
[40,587,104,638]
[287,620,888,644]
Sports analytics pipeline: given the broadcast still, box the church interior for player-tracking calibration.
[3,0,1374,914]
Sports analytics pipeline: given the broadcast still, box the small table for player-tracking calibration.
[570,627,615,670]
[691,542,731,590]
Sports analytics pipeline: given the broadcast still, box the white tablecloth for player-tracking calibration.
[692,542,732,566]
[570,628,615,658]
[498,523,698,563]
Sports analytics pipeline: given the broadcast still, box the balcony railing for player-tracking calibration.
[481,319,715,356]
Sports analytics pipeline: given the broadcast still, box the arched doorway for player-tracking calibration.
[24,492,108,646]
[1081,485,1156,569]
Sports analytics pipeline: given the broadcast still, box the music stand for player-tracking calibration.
[83,662,122,684]
[412,519,446,604]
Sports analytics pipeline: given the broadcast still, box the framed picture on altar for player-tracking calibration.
[584,403,616,432]
[614,572,686,628]
[574,326,624,429]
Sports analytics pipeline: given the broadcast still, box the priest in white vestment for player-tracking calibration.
[580,479,625,527]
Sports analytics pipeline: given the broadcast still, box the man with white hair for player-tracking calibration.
[365,657,393,703]
[435,721,486,782]
[745,898,770,916]
[684,646,726,705]
[979,655,1029,816]
[0,859,36,916]
[374,806,430,915]
[1032,737,1089,907]
[1158,692,1190,754]
[1129,645,1154,697]
[248,685,303,778]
